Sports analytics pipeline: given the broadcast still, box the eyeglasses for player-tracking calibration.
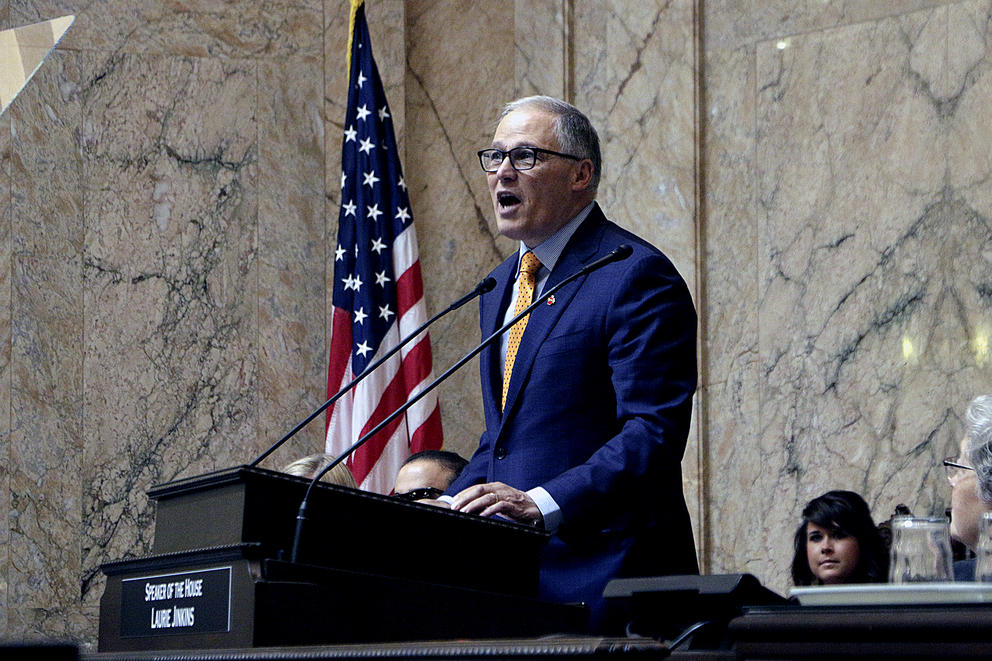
[943,457,976,481]
[477,146,582,173]
[392,486,445,502]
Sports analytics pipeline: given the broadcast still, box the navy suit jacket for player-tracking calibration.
[447,204,699,624]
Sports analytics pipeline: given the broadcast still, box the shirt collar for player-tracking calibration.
[514,202,594,276]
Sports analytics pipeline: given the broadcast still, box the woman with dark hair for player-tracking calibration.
[791,490,889,585]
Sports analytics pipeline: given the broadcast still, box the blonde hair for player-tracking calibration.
[282,453,358,489]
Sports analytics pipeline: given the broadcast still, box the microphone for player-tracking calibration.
[289,244,633,562]
[249,275,497,469]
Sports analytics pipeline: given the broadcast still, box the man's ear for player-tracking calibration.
[571,159,594,192]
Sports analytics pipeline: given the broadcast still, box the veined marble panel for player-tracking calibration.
[9,0,322,58]
[80,52,258,616]
[257,56,325,468]
[9,264,84,621]
[401,0,513,458]
[705,0,954,51]
[0,104,11,636]
[740,1,992,593]
[573,0,697,291]
[8,49,82,260]
[7,51,83,638]
[699,41,759,575]
[515,0,567,100]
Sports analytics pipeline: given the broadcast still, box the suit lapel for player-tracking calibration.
[498,206,607,424]
[480,256,517,424]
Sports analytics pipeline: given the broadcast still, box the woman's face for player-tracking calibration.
[806,521,862,584]
[950,435,985,549]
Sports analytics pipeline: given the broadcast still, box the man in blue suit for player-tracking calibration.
[445,96,698,628]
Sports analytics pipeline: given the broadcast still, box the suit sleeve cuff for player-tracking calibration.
[527,486,562,532]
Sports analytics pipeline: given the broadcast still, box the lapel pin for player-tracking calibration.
[546,295,556,306]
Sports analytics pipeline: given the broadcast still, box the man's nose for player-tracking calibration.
[495,154,516,179]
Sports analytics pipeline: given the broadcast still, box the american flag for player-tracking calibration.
[326,0,442,493]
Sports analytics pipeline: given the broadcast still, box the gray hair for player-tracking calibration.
[500,95,602,192]
[965,394,992,503]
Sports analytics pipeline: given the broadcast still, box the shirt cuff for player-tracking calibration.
[437,494,454,505]
[527,486,562,532]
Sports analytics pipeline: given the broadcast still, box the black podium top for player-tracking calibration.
[147,465,549,597]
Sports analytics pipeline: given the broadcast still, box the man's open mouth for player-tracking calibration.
[497,192,521,208]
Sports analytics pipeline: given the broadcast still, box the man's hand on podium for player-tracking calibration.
[450,482,544,527]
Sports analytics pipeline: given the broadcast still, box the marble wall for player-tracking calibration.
[703,0,992,590]
[0,0,990,648]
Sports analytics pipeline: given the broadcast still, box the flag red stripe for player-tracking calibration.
[409,403,443,453]
[395,259,423,320]
[349,338,434,483]
[325,306,353,427]
[358,335,434,438]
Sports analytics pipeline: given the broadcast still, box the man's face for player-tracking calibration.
[486,107,589,247]
[393,460,454,496]
[950,435,985,549]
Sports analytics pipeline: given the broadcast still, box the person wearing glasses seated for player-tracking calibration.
[791,490,889,585]
[282,453,357,489]
[441,96,698,631]
[943,394,992,581]
[392,450,468,502]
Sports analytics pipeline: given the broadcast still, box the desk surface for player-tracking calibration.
[86,636,678,661]
[731,603,992,659]
[84,604,992,661]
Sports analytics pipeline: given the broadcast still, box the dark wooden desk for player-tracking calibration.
[730,604,992,659]
[85,637,681,661]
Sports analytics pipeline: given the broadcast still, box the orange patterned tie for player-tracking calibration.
[502,251,542,411]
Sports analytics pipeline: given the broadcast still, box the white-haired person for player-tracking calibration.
[943,394,992,581]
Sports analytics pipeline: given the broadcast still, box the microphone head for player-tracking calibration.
[479,276,497,294]
[611,244,633,261]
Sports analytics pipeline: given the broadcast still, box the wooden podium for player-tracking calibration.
[97,466,587,652]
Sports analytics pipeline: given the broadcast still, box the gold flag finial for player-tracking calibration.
[346,0,366,75]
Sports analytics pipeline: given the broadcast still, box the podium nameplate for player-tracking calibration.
[120,566,232,638]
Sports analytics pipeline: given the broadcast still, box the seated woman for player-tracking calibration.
[945,394,992,580]
[791,490,889,585]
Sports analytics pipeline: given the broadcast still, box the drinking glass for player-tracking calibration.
[888,516,954,583]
